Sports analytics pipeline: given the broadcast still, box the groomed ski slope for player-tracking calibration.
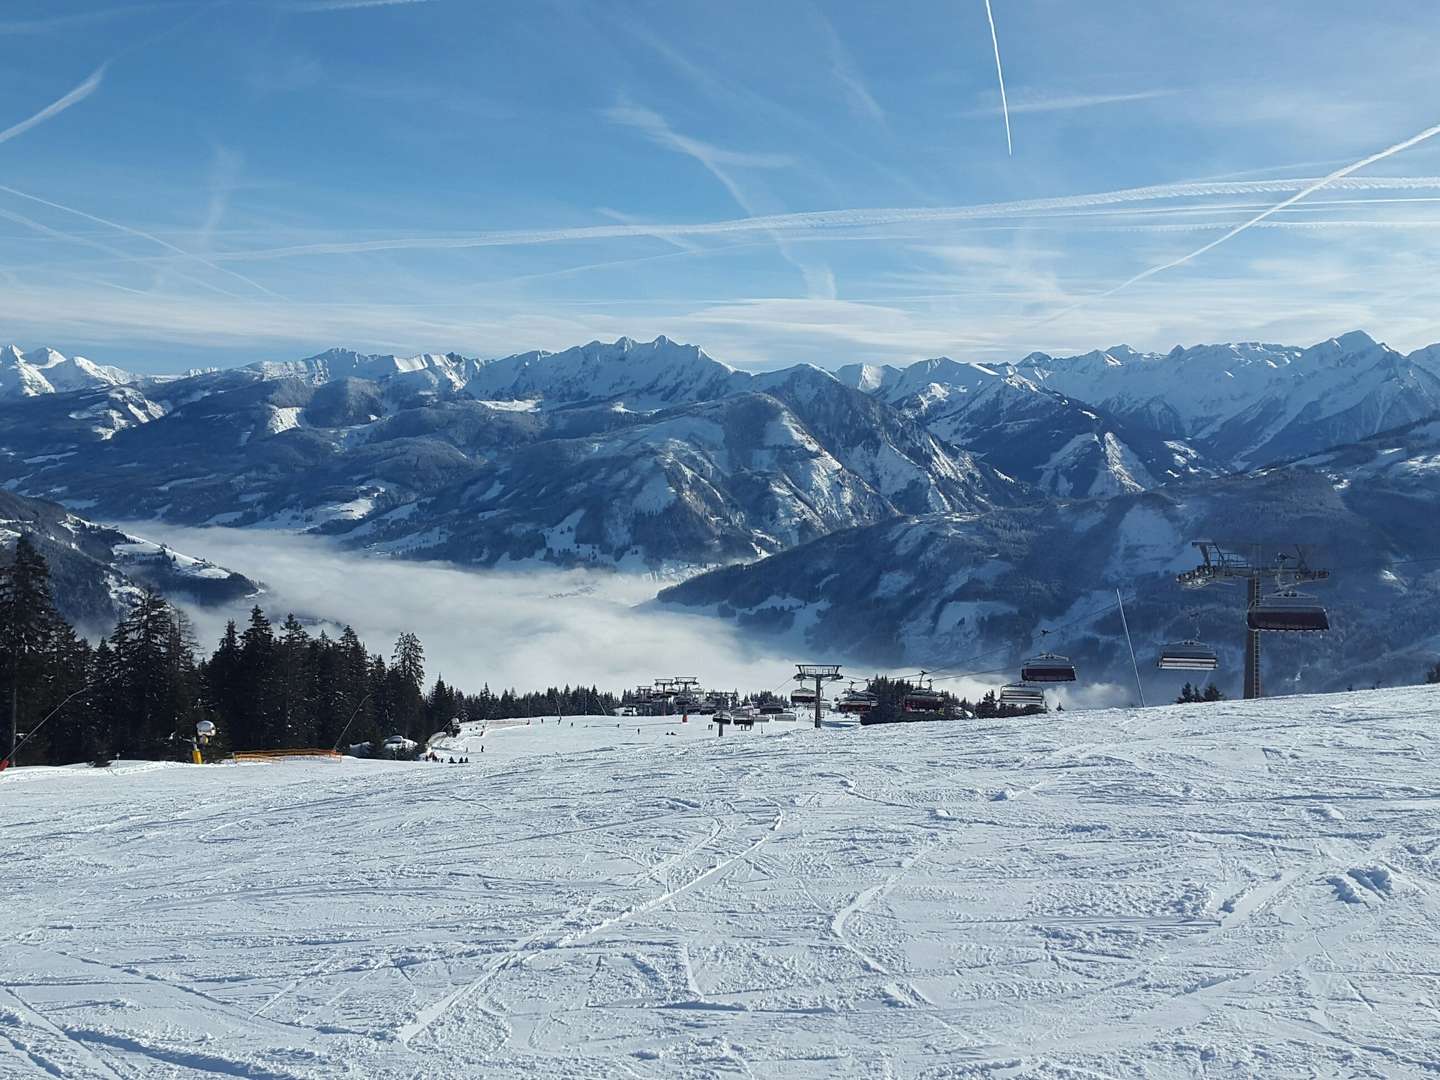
[3,687,1440,1078]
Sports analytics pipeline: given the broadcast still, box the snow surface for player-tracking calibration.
[4,687,1440,1077]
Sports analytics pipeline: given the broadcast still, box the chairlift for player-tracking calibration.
[902,681,946,712]
[1019,653,1077,683]
[756,704,796,721]
[836,685,878,714]
[790,686,818,706]
[1247,590,1330,632]
[1156,640,1219,671]
[998,684,1047,710]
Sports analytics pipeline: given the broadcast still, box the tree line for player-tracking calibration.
[0,536,617,767]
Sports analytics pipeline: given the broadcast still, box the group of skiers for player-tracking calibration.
[422,751,479,763]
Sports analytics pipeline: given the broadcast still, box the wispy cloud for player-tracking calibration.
[0,66,106,148]
[982,0,1012,155]
[812,6,885,123]
[964,89,1175,116]
[0,203,252,301]
[0,6,167,34]
[603,102,796,178]
[197,146,244,252]
[604,100,836,299]
[184,175,1440,263]
[1037,118,1440,323]
[289,0,435,11]
[0,185,279,297]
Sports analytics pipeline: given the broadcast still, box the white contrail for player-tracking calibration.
[0,205,247,300]
[982,0,1011,156]
[0,185,279,297]
[292,0,434,10]
[195,175,1440,263]
[0,65,105,147]
[1038,118,1440,323]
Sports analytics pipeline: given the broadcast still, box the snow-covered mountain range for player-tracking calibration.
[838,330,1440,497]
[0,337,1018,568]
[3,330,1439,684]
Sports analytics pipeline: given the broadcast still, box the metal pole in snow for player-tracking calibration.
[1117,588,1146,708]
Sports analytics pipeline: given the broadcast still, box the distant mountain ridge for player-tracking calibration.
[0,336,1017,569]
[3,330,1440,687]
[1,330,1437,578]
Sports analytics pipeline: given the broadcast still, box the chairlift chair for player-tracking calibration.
[1247,590,1330,632]
[1019,653,1077,683]
[1156,640,1219,671]
[836,686,878,714]
[998,684,1047,710]
[902,685,946,712]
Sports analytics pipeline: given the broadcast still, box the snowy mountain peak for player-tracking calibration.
[465,336,744,409]
[1333,329,1378,351]
[0,345,133,399]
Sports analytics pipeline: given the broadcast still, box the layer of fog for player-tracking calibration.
[115,525,1145,711]
[120,525,803,696]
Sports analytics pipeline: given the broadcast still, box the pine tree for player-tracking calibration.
[237,606,278,748]
[332,626,375,749]
[0,535,66,764]
[390,633,426,740]
[275,614,315,748]
[202,620,245,746]
[108,589,180,756]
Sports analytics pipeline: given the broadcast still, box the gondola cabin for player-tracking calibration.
[1156,640,1219,671]
[1019,653,1077,683]
[1247,591,1329,632]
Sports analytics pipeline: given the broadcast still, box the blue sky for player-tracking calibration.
[4,0,1440,373]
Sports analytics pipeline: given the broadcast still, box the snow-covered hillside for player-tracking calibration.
[661,462,1440,694]
[0,489,259,628]
[4,687,1439,1077]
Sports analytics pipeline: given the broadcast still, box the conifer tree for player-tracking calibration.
[108,589,180,755]
[0,535,65,763]
[237,606,277,748]
[276,614,314,747]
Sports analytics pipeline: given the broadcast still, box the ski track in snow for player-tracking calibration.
[4,689,1440,1077]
